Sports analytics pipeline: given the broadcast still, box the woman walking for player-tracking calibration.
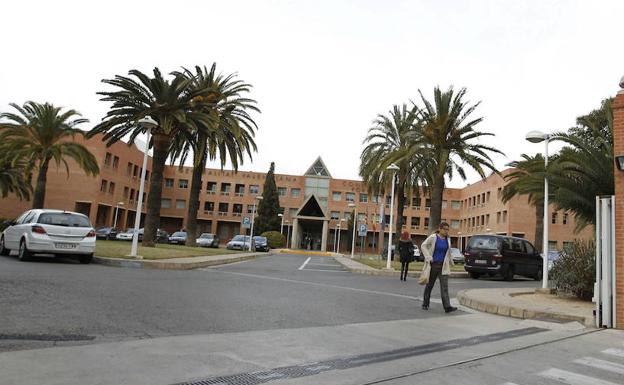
[398,231,414,281]
[420,222,457,313]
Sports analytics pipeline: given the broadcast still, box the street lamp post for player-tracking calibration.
[348,203,357,258]
[337,219,345,254]
[285,220,290,249]
[130,116,157,258]
[386,164,400,270]
[113,201,124,229]
[457,231,462,252]
[279,213,284,235]
[249,196,263,251]
[526,130,552,289]
[334,220,339,253]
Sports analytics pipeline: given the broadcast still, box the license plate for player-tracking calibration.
[474,259,487,265]
[55,243,77,249]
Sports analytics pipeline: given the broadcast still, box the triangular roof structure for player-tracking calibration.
[296,194,329,219]
[304,156,332,178]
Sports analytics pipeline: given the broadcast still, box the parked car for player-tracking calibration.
[95,227,119,240]
[382,244,423,261]
[168,231,187,245]
[116,228,136,241]
[196,233,219,248]
[0,209,96,264]
[450,247,464,264]
[463,234,543,281]
[227,235,254,251]
[253,236,270,252]
[137,228,170,243]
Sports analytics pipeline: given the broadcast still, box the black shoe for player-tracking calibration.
[421,304,429,310]
[445,306,458,314]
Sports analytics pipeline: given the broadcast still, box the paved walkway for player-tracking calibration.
[335,256,470,278]
[458,287,595,326]
[93,252,266,270]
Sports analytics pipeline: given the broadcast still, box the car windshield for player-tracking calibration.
[450,248,462,255]
[253,236,267,242]
[199,234,214,239]
[38,212,90,227]
[172,232,186,237]
[467,236,500,251]
[232,235,249,241]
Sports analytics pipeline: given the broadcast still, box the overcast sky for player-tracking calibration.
[2,0,623,187]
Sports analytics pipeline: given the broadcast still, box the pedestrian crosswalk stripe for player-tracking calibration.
[501,382,520,385]
[539,368,620,385]
[602,348,624,358]
[574,357,624,375]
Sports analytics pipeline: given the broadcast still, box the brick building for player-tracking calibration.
[0,134,592,253]
[612,77,624,328]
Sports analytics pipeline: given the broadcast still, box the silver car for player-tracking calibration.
[226,235,254,251]
[0,209,96,264]
[196,233,219,248]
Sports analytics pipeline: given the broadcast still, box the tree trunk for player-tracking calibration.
[142,134,170,247]
[534,202,544,251]
[394,181,406,244]
[185,152,206,247]
[32,158,50,209]
[429,175,445,231]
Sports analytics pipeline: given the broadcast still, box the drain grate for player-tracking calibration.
[0,333,96,341]
[174,327,546,385]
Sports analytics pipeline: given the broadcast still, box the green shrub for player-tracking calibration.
[550,240,595,301]
[260,231,285,248]
[0,218,10,232]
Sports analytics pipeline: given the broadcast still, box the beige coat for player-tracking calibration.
[420,233,454,275]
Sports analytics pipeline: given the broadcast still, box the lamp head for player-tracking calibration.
[620,75,624,89]
[348,203,356,208]
[525,130,547,143]
[386,164,400,171]
[138,116,158,128]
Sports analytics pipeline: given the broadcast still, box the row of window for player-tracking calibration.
[103,152,151,182]
[463,191,493,209]
[163,179,303,199]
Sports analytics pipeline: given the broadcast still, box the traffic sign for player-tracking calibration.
[358,224,368,237]
[242,216,251,229]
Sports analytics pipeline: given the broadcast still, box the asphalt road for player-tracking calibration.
[0,252,538,352]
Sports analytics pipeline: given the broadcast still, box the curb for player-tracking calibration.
[457,289,594,326]
[334,257,469,278]
[93,252,265,270]
[278,249,335,257]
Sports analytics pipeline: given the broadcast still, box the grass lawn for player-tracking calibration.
[95,240,241,260]
[354,256,466,272]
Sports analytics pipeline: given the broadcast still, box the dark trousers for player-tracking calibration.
[423,262,451,309]
[400,262,410,280]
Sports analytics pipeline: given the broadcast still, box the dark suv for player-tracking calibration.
[463,235,543,281]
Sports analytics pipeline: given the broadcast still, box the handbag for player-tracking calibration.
[419,261,431,285]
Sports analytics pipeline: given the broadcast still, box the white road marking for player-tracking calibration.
[298,257,311,271]
[501,383,521,385]
[539,368,620,385]
[602,348,624,358]
[301,268,349,273]
[574,357,624,375]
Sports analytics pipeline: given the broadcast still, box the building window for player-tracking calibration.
[247,204,254,214]
[161,198,172,208]
[412,196,421,208]
[357,213,366,222]
[425,199,431,209]
[563,241,573,250]
[497,211,501,224]
[220,183,231,195]
[411,217,421,228]
[486,214,490,225]
[332,191,342,201]
[451,220,460,229]
[176,199,186,209]
[204,201,214,212]
[359,193,368,203]
[289,208,298,218]
[179,179,189,189]
[497,187,502,198]
[442,200,448,209]
[477,195,481,205]
[372,195,380,204]
[133,165,139,178]
[165,178,174,188]
[502,210,508,223]
[451,200,460,210]
[233,204,243,214]
[130,189,135,202]
[424,218,430,228]
[235,184,245,196]
[345,192,355,202]
[291,188,301,198]
[563,213,568,225]
[551,212,558,224]
[126,162,133,176]
[344,212,351,220]
[123,186,129,199]
[278,187,287,197]
[218,203,229,214]
[548,241,558,251]
[108,182,115,194]
[100,179,107,192]
[331,211,340,220]
[112,156,119,170]
[250,185,259,194]
[145,170,150,181]
[486,191,491,203]
[104,152,112,166]
[386,196,392,205]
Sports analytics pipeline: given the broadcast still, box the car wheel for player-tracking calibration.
[469,272,480,279]
[504,265,515,281]
[79,254,93,264]
[18,239,32,261]
[534,268,543,281]
[0,236,10,256]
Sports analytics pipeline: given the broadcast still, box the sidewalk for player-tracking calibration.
[457,288,595,327]
[335,256,469,278]
[93,251,268,270]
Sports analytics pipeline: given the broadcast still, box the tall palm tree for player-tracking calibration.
[501,154,548,250]
[0,154,31,200]
[88,68,217,247]
[415,87,503,230]
[360,104,426,245]
[0,102,99,208]
[170,64,258,247]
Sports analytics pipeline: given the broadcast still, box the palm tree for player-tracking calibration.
[501,154,548,250]
[415,87,503,230]
[88,68,217,247]
[0,102,99,208]
[360,104,426,245]
[170,64,258,247]
[0,154,31,200]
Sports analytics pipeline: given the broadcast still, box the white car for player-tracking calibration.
[0,209,96,264]
[116,229,136,241]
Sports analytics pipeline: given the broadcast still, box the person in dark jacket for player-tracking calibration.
[398,231,414,281]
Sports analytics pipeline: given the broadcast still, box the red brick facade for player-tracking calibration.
[613,86,624,328]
